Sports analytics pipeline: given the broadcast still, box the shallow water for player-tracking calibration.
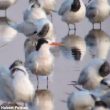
[0,0,110,110]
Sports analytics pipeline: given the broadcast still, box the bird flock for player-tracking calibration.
[0,0,110,110]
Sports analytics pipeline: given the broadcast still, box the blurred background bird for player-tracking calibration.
[67,91,95,110]
[86,0,110,29]
[71,58,110,90]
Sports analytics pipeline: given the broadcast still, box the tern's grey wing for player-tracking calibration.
[37,23,49,37]
[58,0,70,15]
[78,71,88,85]
[23,10,30,21]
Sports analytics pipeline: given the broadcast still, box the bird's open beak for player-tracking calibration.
[49,42,64,46]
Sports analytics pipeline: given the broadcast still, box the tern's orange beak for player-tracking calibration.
[49,42,63,46]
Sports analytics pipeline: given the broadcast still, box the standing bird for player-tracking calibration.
[26,38,55,89]
[71,58,110,90]
[9,60,35,106]
[85,29,110,59]
[67,91,95,110]
[29,0,56,21]
[58,0,86,32]
[86,0,110,29]
[28,89,54,110]
[0,0,17,16]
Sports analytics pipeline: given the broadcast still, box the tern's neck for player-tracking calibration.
[38,44,51,55]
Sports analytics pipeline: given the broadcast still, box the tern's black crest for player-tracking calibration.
[95,101,108,108]
[71,48,81,60]
[38,24,49,38]
[101,79,108,86]
[71,0,81,12]
[99,61,110,77]
[9,60,24,70]
[36,38,48,51]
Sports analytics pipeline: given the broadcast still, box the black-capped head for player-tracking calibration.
[71,0,81,12]
[9,60,24,70]
[95,101,108,108]
[99,61,110,77]
[36,38,48,51]
[71,48,81,60]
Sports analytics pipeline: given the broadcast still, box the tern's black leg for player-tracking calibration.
[74,24,76,31]
[93,24,94,29]
[37,76,39,89]
[47,76,49,89]
[100,22,102,30]
[67,24,71,35]
[74,24,76,34]
[67,24,71,31]
[50,14,53,23]
[23,102,26,107]
[5,9,7,17]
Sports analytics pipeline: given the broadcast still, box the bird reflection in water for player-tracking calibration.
[0,17,18,48]
[0,0,17,16]
[28,89,54,110]
[60,34,86,61]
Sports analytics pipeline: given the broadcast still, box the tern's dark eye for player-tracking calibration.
[31,4,35,8]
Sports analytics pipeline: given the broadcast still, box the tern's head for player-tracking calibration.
[99,61,110,77]
[9,60,24,70]
[36,38,48,51]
